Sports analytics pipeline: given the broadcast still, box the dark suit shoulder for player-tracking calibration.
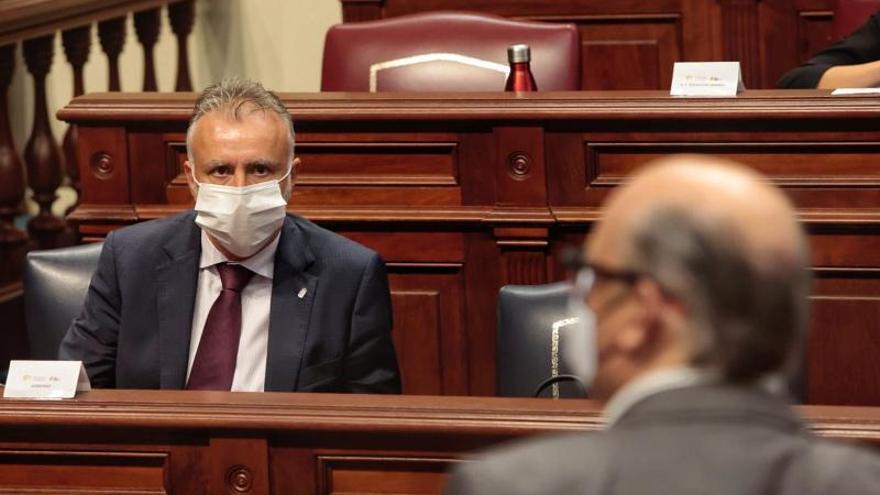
[785,440,880,494]
[288,214,380,267]
[106,211,197,251]
[448,432,610,494]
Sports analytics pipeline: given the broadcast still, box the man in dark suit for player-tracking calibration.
[446,155,880,494]
[59,78,400,393]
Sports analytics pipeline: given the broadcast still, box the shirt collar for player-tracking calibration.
[602,366,717,429]
[199,230,280,279]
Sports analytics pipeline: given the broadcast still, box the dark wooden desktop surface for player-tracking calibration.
[57,90,880,405]
[0,389,879,494]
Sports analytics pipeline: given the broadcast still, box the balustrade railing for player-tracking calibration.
[0,0,196,366]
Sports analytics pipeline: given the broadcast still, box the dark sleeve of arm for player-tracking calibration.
[777,12,880,88]
[343,252,401,393]
[444,461,489,495]
[58,231,121,388]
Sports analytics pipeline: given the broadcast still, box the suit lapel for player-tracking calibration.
[265,216,317,392]
[156,215,201,389]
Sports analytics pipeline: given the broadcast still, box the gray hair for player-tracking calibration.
[186,78,295,163]
[628,207,811,383]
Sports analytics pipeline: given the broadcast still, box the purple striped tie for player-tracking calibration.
[186,263,254,390]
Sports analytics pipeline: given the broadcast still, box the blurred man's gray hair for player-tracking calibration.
[627,205,811,384]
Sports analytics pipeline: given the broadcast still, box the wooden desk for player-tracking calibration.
[58,90,880,404]
[0,390,878,494]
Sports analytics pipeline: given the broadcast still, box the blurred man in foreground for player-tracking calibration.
[446,155,880,494]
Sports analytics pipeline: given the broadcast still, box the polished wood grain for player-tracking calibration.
[97,16,125,91]
[58,91,880,405]
[0,390,878,494]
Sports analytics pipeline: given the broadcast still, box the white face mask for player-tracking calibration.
[563,269,599,393]
[192,167,291,258]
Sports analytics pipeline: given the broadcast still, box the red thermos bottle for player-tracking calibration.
[505,44,537,91]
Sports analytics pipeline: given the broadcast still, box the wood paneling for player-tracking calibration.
[319,456,451,494]
[340,0,846,90]
[811,277,880,405]
[58,91,880,405]
[0,390,878,494]
[388,267,468,395]
[0,450,169,493]
[579,17,680,90]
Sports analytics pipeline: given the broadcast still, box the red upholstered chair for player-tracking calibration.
[321,12,580,92]
[833,0,880,40]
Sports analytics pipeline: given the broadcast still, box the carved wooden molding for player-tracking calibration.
[61,25,91,216]
[0,44,26,244]
[97,16,126,91]
[1,388,878,443]
[134,7,161,91]
[0,0,171,46]
[58,91,880,123]
[22,33,65,248]
[168,0,195,91]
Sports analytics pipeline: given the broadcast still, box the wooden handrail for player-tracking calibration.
[0,0,197,371]
[0,0,171,46]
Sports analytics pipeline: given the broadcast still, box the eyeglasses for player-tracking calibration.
[561,247,645,297]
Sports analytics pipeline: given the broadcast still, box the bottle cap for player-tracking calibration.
[507,44,531,64]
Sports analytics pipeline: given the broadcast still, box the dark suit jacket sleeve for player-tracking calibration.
[58,231,120,387]
[343,252,401,393]
[777,12,880,88]
[444,461,483,495]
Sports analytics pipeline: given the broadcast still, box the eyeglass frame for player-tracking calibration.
[563,248,645,293]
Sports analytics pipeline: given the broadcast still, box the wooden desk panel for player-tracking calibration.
[58,90,880,405]
[0,390,878,494]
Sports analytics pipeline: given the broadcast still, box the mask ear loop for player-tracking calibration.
[190,164,206,188]
[276,162,293,183]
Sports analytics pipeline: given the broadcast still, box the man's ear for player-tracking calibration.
[291,156,302,182]
[617,279,666,355]
[184,160,198,201]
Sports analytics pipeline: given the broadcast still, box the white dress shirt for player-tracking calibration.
[186,231,280,392]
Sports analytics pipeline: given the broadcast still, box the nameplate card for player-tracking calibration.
[831,88,880,95]
[670,62,745,97]
[3,360,91,399]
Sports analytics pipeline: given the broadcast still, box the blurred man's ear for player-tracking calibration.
[632,279,692,364]
[619,280,667,356]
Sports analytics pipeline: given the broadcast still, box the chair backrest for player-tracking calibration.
[833,0,880,40]
[24,243,103,359]
[321,11,580,92]
[496,282,586,398]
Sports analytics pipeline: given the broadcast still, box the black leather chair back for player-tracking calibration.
[496,283,586,398]
[24,243,103,359]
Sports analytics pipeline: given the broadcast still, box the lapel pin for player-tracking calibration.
[297,288,307,299]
